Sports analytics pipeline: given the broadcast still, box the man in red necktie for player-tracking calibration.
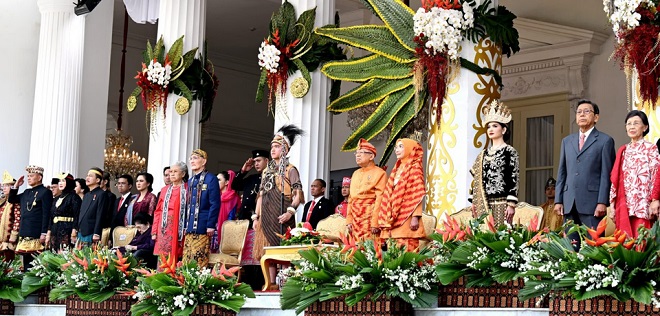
[302,179,332,229]
[111,175,133,233]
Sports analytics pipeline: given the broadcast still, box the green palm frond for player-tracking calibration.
[328,78,412,113]
[315,26,416,63]
[342,88,415,151]
[321,54,413,82]
[465,0,520,57]
[366,0,416,51]
[379,91,425,165]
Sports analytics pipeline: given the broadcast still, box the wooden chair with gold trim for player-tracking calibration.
[112,226,138,248]
[449,207,474,226]
[316,214,347,243]
[513,202,544,230]
[209,220,250,268]
[419,211,438,248]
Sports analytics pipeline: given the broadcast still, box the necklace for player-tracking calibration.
[56,193,69,208]
[487,143,506,155]
[26,191,38,212]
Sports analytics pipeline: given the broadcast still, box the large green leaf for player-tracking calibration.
[342,87,414,151]
[328,78,412,113]
[436,262,466,285]
[322,54,413,82]
[366,0,416,51]
[379,92,425,164]
[167,36,185,69]
[315,26,416,63]
[76,290,115,303]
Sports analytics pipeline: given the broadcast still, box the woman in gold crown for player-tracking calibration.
[0,171,20,261]
[253,124,304,290]
[470,100,520,227]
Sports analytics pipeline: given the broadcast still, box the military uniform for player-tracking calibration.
[233,150,269,230]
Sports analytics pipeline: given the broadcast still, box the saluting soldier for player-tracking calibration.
[233,149,270,228]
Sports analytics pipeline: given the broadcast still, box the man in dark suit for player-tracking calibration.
[233,149,269,229]
[302,179,333,229]
[74,167,108,247]
[9,165,53,267]
[554,100,615,244]
[111,174,133,231]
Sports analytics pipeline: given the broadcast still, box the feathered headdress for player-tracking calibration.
[272,124,305,152]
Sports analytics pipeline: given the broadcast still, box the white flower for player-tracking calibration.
[604,0,655,41]
[413,4,475,60]
[258,41,281,73]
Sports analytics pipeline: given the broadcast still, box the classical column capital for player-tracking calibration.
[37,0,78,14]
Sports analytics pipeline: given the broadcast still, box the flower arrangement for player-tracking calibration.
[519,219,660,307]
[277,222,322,246]
[255,1,345,114]
[49,247,141,302]
[21,251,68,297]
[315,0,518,163]
[128,36,219,133]
[432,214,548,287]
[129,255,255,316]
[0,258,23,303]
[280,235,437,314]
[605,0,660,104]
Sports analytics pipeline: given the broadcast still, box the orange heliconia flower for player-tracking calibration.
[114,251,131,275]
[527,215,540,232]
[585,219,627,247]
[92,254,109,274]
[158,254,177,276]
[438,216,471,243]
[339,232,358,257]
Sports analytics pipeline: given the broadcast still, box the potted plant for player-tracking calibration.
[432,214,549,308]
[520,219,660,315]
[0,258,23,315]
[49,247,141,316]
[21,250,68,304]
[281,235,437,315]
[129,254,255,316]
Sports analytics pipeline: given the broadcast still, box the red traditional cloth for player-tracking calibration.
[378,139,426,251]
[610,141,660,238]
[153,185,185,258]
[335,200,347,217]
[218,170,241,235]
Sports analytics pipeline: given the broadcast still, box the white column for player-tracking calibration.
[274,0,334,212]
[29,0,86,180]
[148,0,206,189]
[426,0,501,217]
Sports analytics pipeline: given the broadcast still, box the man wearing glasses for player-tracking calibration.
[346,139,387,242]
[554,99,615,247]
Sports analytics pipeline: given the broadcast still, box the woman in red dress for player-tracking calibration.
[153,162,188,260]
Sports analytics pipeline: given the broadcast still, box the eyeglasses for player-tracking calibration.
[354,151,373,156]
[576,109,593,115]
[625,122,643,127]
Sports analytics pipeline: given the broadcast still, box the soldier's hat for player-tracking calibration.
[252,150,270,159]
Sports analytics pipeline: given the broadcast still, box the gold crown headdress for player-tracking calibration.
[482,100,512,126]
[2,171,15,185]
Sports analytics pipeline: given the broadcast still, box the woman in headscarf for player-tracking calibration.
[211,170,241,252]
[253,124,304,290]
[378,139,426,251]
[470,100,520,227]
[153,162,187,261]
[0,171,20,261]
[47,173,81,251]
[610,110,660,238]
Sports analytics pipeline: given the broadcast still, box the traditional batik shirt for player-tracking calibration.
[610,140,660,219]
[482,144,520,203]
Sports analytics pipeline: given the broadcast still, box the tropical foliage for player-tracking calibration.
[432,214,547,287]
[315,0,518,164]
[21,251,68,298]
[255,1,345,112]
[49,247,141,302]
[280,236,437,314]
[519,219,660,307]
[128,36,218,126]
[0,258,23,303]
[129,255,255,316]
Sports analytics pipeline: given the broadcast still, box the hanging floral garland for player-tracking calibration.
[315,0,519,163]
[255,1,346,115]
[604,0,660,105]
[127,36,219,134]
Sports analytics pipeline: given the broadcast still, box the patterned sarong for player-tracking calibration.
[183,233,210,267]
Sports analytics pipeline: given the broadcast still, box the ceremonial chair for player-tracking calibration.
[316,214,347,243]
[112,226,138,248]
[605,207,616,236]
[513,202,544,230]
[209,220,250,268]
[100,227,111,247]
[449,207,474,225]
[419,211,438,248]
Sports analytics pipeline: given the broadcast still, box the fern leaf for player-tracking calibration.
[328,77,412,112]
[315,25,416,63]
[321,54,413,82]
[367,0,416,51]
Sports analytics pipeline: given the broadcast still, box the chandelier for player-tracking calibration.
[103,9,146,179]
[104,130,146,179]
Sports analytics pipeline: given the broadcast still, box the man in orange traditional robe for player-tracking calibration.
[346,139,387,242]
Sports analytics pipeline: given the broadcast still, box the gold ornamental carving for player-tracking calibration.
[472,37,502,149]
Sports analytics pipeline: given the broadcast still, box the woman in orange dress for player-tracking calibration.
[153,161,188,261]
[378,138,426,251]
